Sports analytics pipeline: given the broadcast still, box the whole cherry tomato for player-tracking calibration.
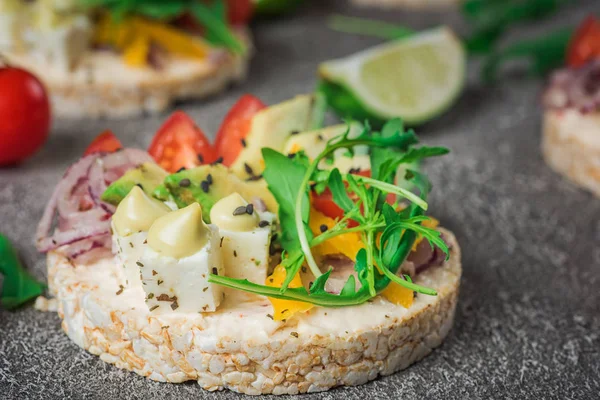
[0,66,51,166]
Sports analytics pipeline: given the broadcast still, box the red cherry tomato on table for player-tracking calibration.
[567,16,600,68]
[148,111,217,173]
[84,130,122,155]
[226,0,254,25]
[214,94,266,166]
[0,66,51,166]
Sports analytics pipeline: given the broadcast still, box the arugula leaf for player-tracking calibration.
[371,119,404,182]
[190,1,245,53]
[0,234,46,310]
[262,148,312,253]
[482,26,573,83]
[328,168,354,213]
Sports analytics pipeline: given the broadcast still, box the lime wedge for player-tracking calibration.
[319,27,466,125]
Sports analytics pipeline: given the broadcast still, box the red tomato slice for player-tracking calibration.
[214,94,266,166]
[567,15,600,68]
[227,0,253,25]
[148,111,217,173]
[311,170,377,228]
[84,130,122,156]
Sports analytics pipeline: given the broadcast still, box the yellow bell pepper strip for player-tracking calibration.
[265,264,313,321]
[93,15,209,68]
[0,234,46,310]
[130,18,210,60]
[123,34,150,68]
[308,208,365,261]
[381,282,414,308]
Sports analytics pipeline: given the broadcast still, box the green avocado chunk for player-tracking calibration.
[101,162,168,206]
[153,164,275,223]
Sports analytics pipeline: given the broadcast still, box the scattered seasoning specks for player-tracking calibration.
[211,156,224,165]
[212,267,218,275]
[290,332,299,338]
[136,261,144,267]
[301,266,307,273]
[349,167,361,174]
[233,206,247,216]
[116,285,124,295]
[319,224,328,233]
[201,180,210,193]
[177,167,186,173]
[157,280,163,285]
[290,130,299,135]
[157,294,177,302]
[170,301,179,311]
[266,314,274,320]
[147,293,154,299]
[317,134,324,141]
[203,287,208,292]
[206,174,213,184]
[149,305,159,312]
[385,315,390,319]
[220,237,224,247]
[179,178,191,187]
[233,250,237,257]
[241,138,247,148]
[244,163,254,175]
[197,154,204,164]
[129,242,134,248]
[152,270,157,276]
[258,220,270,228]
[287,153,296,159]
[246,204,254,215]
[136,183,144,190]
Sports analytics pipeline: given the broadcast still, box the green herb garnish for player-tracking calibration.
[482,26,574,83]
[0,234,46,310]
[209,120,450,307]
[81,0,245,53]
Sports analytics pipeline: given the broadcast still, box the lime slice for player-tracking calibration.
[319,27,466,125]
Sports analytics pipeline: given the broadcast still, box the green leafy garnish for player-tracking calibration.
[482,26,574,82]
[209,119,450,307]
[0,234,46,310]
[463,0,569,53]
[80,0,244,53]
[328,14,414,40]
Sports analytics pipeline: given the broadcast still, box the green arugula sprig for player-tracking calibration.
[80,0,244,53]
[0,234,46,310]
[209,120,450,307]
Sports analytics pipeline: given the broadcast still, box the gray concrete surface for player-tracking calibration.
[1,1,599,399]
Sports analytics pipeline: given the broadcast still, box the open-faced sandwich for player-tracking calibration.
[542,16,600,198]
[35,94,461,395]
[0,0,251,118]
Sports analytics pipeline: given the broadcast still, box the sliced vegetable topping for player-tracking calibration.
[567,15,600,68]
[210,119,450,307]
[265,264,313,321]
[214,94,266,166]
[84,130,123,155]
[148,111,217,173]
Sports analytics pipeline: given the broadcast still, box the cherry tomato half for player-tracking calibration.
[148,111,217,172]
[0,66,51,166]
[214,94,266,166]
[567,15,600,68]
[84,130,122,155]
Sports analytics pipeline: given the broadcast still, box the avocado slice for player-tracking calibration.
[229,94,320,181]
[153,164,277,223]
[101,162,168,206]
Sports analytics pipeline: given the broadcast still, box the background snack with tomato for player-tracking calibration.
[0,0,256,119]
[540,15,600,199]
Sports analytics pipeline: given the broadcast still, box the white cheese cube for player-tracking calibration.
[219,212,275,285]
[112,227,147,290]
[139,226,225,315]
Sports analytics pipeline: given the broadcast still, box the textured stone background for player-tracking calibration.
[1,1,599,399]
